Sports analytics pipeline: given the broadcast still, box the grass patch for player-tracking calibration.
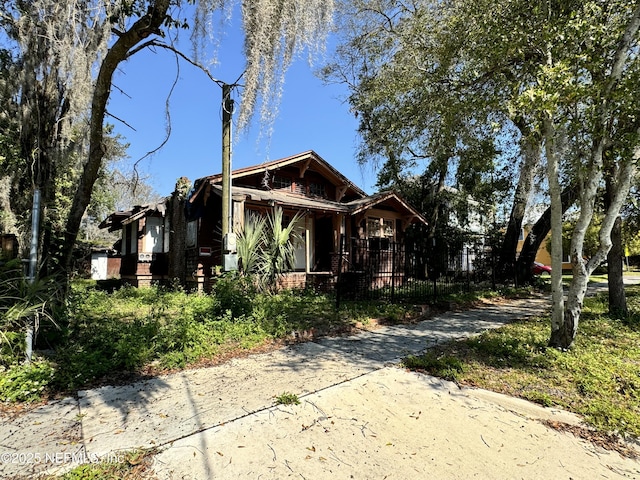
[0,278,416,401]
[42,449,155,480]
[274,391,300,405]
[403,352,466,382]
[403,284,640,438]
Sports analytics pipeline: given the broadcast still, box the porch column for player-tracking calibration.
[332,213,341,253]
[305,216,311,273]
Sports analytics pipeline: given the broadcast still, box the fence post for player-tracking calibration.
[466,246,470,292]
[335,234,344,310]
[391,241,396,303]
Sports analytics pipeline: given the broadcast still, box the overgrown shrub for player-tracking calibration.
[0,259,63,366]
[1,279,416,397]
[211,273,256,318]
[0,331,24,366]
[0,360,55,402]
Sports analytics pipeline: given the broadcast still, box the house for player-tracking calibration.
[100,151,428,289]
[99,200,173,286]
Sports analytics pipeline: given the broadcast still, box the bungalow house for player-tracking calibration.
[99,200,172,286]
[101,151,428,289]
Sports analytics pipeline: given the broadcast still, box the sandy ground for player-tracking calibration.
[152,368,637,480]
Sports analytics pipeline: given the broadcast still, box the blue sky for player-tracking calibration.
[107,16,380,198]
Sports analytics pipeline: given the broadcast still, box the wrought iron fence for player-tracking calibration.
[335,236,491,307]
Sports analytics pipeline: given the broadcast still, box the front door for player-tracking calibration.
[314,216,333,272]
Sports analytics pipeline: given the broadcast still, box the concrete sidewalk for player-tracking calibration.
[2,296,639,479]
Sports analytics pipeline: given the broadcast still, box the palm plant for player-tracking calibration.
[234,206,304,292]
[259,207,304,292]
[0,260,59,364]
[236,212,267,274]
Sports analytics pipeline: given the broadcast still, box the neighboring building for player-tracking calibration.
[90,249,121,280]
[99,200,171,286]
[516,227,551,265]
[517,226,574,271]
[101,151,428,289]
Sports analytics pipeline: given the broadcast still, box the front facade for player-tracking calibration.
[101,151,427,289]
[99,201,172,286]
[184,151,427,289]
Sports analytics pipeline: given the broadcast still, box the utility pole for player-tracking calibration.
[25,188,41,363]
[221,83,237,271]
[221,83,232,239]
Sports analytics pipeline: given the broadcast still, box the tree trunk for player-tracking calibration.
[555,144,636,350]
[607,216,627,317]
[497,131,540,283]
[543,115,566,348]
[605,160,628,317]
[58,0,172,278]
[515,185,578,282]
[553,5,640,347]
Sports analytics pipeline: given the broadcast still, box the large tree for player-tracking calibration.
[0,0,334,281]
[324,0,543,281]
[327,0,640,347]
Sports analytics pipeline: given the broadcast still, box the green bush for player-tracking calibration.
[1,279,422,396]
[211,273,257,318]
[0,360,55,403]
[0,331,24,366]
[0,260,63,366]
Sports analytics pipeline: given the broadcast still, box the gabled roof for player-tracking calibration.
[98,199,168,232]
[192,150,367,201]
[346,191,428,225]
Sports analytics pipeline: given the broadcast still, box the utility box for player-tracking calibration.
[223,253,238,272]
[0,234,18,261]
[223,232,237,253]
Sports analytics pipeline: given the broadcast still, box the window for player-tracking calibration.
[382,219,394,238]
[144,217,163,253]
[367,218,382,237]
[367,217,395,238]
[186,220,198,248]
[273,176,292,191]
[122,221,138,254]
[308,182,325,198]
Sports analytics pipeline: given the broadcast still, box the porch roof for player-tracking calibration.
[211,184,351,213]
[212,185,428,226]
[347,191,428,225]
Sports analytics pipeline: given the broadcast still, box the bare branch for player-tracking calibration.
[105,110,137,132]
